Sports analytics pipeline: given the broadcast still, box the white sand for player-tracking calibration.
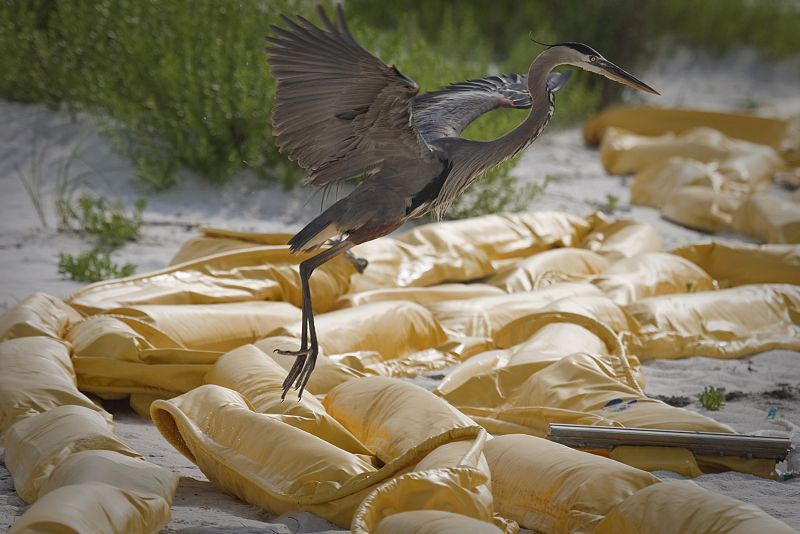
[1,49,799,532]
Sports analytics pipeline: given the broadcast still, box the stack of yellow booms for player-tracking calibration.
[2,109,799,533]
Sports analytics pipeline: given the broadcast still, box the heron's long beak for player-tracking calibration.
[597,59,660,95]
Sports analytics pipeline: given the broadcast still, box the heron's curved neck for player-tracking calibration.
[486,47,565,161]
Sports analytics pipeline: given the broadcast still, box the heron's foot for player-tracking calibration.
[274,347,311,357]
[280,345,319,401]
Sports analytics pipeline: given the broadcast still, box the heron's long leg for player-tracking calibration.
[278,240,353,400]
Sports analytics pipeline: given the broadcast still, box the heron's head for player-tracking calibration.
[554,42,659,95]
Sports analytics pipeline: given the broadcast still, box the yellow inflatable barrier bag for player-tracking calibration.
[68,315,219,399]
[484,434,660,534]
[152,378,498,528]
[671,241,800,287]
[10,450,178,534]
[661,184,750,233]
[591,252,717,305]
[323,376,480,463]
[580,217,662,262]
[472,352,730,438]
[349,211,591,291]
[336,283,504,309]
[170,227,295,264]
[429,282,605,338]
[397,212,591,267]
[369,510,508,534]
[204,343,370,455]
[10,482,172,534]
[625,283,800,359]
[584,107,789,157]
[599,126,782,176]
[594,479,796,534]
[352,431,512,534]
[105,300,300,351]
[732,191,800,244]
[272,300,447,361]
[151,384,378,527]
[3,404,139,503]
[68,244,355,314]
[488,248,610,292]
[630,157,771,210]
[0,336,109,434]
[0,292,83,341]
[439,318,614,411]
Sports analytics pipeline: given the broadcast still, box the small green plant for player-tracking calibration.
[698,385,726,411]
[58,193,145,281]
[64,194,146,249]
[604,193,620,214]
[58,247,135,282]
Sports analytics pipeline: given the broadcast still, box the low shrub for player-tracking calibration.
[58,247,136,282]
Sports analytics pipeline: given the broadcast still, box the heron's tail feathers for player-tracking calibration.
[288,210,342,253]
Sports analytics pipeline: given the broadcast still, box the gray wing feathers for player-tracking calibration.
[413,74,531,141]
[267,6,432,186]
[413,71,572,142]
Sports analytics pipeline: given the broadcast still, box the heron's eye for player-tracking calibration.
[589,55,600,63]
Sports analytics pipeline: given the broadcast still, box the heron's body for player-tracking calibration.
[268,6,658,398]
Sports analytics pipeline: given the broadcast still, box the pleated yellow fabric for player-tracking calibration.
[150,380,491,528]
[0,292,83,341]
[484,434,661,534]
[271,300,448,361]
[336,283,504,309]
[488,248,610,292]
[586,108,796,242]
[370,510,508,534]
[323,377,479,463]
[594,480,797,534]
[104,301,300,351]
[68,244,356,314]
[580,216,663,261]
[591,252,718,305]
[671,241,800,286]
[9,482,173,534]
[352,431,513,534]
[3,405,139,503]
[0,336,110,434]
[625,284,800,359]
[583,107,790,157]
[349,211,592,292]
[732,191,800,244]
[169,227,295,264]
[429,282,605,338]
[204,344,370,454]
[9,450,178,534]
[150,384,378,527]
[4,206,800,532]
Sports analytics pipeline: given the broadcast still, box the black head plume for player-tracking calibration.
[528,33,556,48]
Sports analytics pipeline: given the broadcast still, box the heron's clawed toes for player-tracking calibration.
[279,346,319,401]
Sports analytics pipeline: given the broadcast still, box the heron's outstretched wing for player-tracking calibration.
[413,71,572,142]
[267,6,434,186]
[413,74,531,142]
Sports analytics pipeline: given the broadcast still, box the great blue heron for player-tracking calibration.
[267,5,658,399]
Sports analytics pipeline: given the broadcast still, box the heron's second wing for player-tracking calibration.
[412,74,531,142]
[267,6,434,186]
[413,71,572,142]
